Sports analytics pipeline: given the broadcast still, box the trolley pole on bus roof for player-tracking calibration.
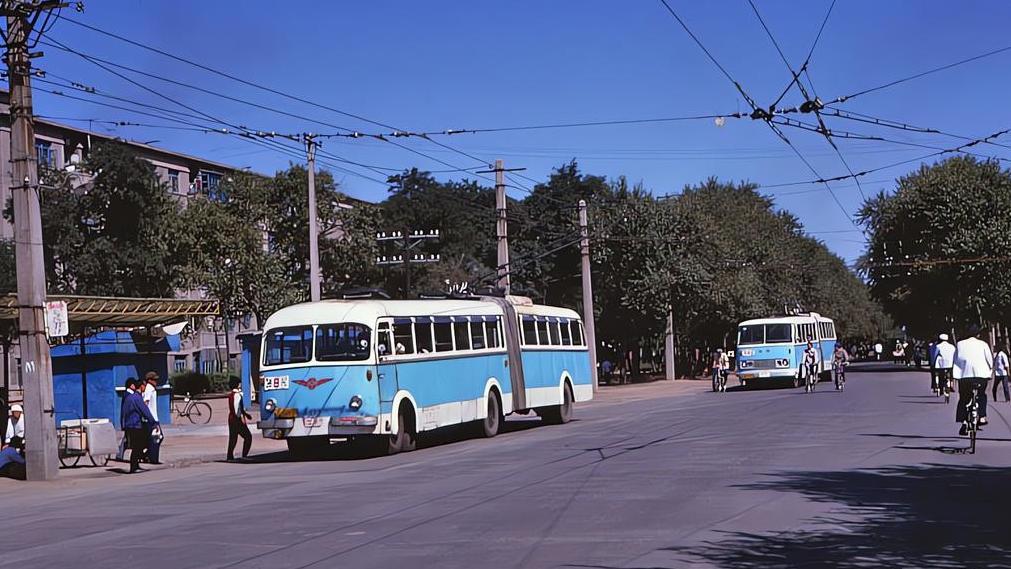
[3,0,67,481]
[578,199,599,391]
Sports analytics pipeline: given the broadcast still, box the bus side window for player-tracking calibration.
[560,319,572,346]
[536,319,549,346]
[454,319,471,351]
[470,318,486,349]
[549,320,561,345]
[572,321,584,346]
[485,319,501,348]
[522,317,537,346]
[393,322,414,355]
[377,324,393,357]
[416,321,434,354]
[434,321,454,352]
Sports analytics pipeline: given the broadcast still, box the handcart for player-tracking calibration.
[58,418,118,467]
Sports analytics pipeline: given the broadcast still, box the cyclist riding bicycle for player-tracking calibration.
[832,344,849,390]
[712,348,730,393]
[802,340,819,392]
[934,333,956,398]
[953,324,992,436]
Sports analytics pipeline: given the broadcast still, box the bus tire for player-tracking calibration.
[541,382,574,425]
[481,390,502,438]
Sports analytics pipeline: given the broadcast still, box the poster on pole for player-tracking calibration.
[45,300,69,338]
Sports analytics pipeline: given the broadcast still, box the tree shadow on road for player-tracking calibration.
[664,464,1011,568]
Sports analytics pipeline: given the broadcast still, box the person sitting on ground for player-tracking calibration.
[4,404,24,446]
[0,436,25,480]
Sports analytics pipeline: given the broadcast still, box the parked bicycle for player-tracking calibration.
[173,393,212,425]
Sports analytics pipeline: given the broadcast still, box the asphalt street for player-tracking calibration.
[4,363,1011,568]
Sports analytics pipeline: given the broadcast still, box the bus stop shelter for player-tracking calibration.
[0,295,220,426]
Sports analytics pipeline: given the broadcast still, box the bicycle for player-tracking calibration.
[963,383,982,454]
[833,361,847,391]
[712,369,728,392]
[173,393,213,425]
[938,369,952,404]
[805,363,818,393]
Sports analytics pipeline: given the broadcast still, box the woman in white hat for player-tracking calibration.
[4,404,23,446]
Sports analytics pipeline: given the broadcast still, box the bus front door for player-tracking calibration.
[376,320,400,413]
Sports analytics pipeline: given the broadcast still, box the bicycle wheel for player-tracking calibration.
[59,453,81,468]
[90,453,111,467]
[187,401,213,425]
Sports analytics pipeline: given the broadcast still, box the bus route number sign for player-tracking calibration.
[263,376,289,391]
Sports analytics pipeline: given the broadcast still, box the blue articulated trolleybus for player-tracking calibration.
[256,295,593,456]
[735,312,837,388]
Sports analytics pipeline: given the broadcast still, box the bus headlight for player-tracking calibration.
[349,395,363,411]
[263,398,277,415]
[776,359,790,368]
[739,360,753,369]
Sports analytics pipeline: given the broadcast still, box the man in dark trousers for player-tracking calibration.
[121,378,158,473]
[227,377,253,461]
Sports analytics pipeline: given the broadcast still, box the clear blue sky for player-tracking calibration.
[31,1,1011,263]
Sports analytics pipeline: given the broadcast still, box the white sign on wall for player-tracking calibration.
[45,300,69,338]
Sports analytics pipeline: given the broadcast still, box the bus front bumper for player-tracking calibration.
[737,369,796,381]
[257,416,381,439]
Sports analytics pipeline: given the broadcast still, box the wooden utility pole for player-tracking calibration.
[477,161,525,294]
[3,1,65,481]
[304,133,321,302]
[578,199,599,391]
[664,309,676,380]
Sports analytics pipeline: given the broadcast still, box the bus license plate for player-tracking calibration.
[758,371,770,378]
[302,417,323,428]
[263,376,289,390]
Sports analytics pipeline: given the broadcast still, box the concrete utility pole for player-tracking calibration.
[665,309,676,380]
[376,230,440,298]
[476,160,525,294]
[3,1,65,481]
[304,134,321,302]
[578,199,599,391]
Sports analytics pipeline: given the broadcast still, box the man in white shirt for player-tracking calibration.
[4,404,24,446]
[141,372,162,465]
[953,324,992,435]
[934,334,956,396]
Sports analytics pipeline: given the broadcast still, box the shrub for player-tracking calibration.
[169,371,210,397]
[207,373,239,394]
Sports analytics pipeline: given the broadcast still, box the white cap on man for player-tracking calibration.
[939,333,949,341]
[10,404,23,413]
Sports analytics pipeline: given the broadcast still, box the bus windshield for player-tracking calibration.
[316,323,372,361]
[264,326,313,365]
[738,323,794,345]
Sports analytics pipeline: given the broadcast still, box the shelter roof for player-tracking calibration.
[0,295,219,327]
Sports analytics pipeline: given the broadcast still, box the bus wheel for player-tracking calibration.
[541,382,574,425]
[481,391,502,438]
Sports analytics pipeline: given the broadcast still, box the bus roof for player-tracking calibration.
[738,313,831,326]
[263,298,581,330]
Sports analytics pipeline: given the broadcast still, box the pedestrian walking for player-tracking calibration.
[121,378,158,474]
[4,404,24,445]
[141,371,162,465]
[953,324,993,435]
[992,343,1010,403]
[227,378,253,461]
[928,340,939,393]
[874,341,883,361]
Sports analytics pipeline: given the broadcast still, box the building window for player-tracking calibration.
[174,357,187,372]
[198,171,224,201]
[168,169,180,194]
[35,141,55,169]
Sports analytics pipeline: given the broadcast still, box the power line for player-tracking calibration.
[834,43,1011,103]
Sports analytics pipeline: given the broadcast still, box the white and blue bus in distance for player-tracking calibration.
[735,313,837,388]
[256,295,593,456]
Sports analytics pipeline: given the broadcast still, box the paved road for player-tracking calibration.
[4,364,1011,568]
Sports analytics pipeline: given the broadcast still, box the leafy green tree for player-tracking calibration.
[859,156,1011,336]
